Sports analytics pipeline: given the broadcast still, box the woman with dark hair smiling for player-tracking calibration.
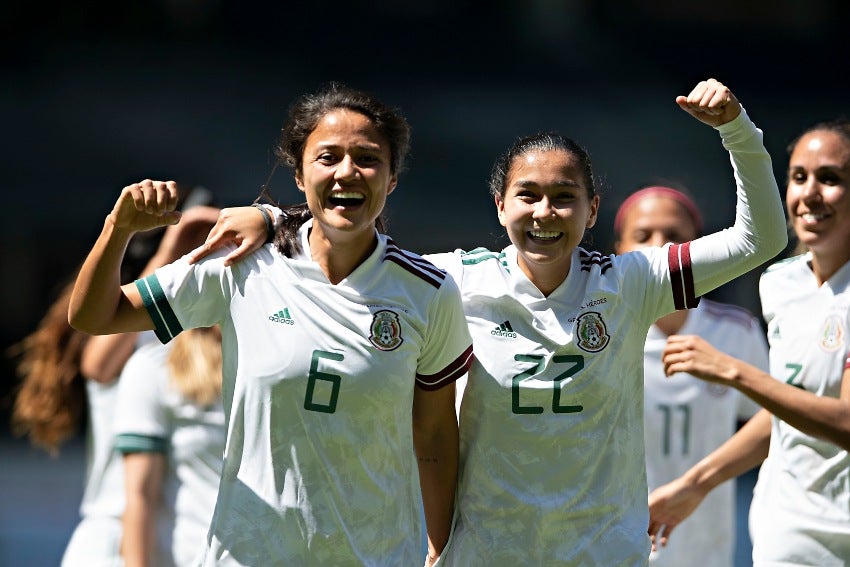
[68,83,474,566]
[203,78,787,565]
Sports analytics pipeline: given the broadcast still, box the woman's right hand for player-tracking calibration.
[647,475,706,552]
[109,179,182,233]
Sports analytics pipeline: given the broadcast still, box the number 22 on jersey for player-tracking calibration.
[512,354,585,415]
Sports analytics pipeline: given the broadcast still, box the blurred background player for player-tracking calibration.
[8,184,217,567]
[114,325,225,567]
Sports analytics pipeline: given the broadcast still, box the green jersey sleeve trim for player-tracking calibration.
[459,248,509,269]
[115,433,168,454]
[135,274,182,344]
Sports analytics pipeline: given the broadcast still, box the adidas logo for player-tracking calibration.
[269,308,295,325]
[491,320,517,338]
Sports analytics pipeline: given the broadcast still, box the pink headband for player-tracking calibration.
[613,186,703,236]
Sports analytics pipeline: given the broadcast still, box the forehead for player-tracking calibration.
[791,130,850,167]
[307,109,387,148]
[507,149,586,188]
[624,195,696,228]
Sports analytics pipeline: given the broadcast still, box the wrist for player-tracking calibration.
[252,203,276,243]
[103,212,136,240]
[718,354,744,384]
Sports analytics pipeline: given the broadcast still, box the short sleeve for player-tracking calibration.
[135,247,235,343]
[113,342,172,454]
[415,271,473,391]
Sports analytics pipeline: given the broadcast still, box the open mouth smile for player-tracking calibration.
[799,212,829,225]
[527,229,563,241]
[328,191,365,207]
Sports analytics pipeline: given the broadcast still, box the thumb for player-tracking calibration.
[675,95,697,117]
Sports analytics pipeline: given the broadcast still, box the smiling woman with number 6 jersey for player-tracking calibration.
[67,83,474,566]
[195,78,787,565]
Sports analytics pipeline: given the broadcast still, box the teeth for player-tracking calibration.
[529,230,561,239]
[801,213,826,222]
[331,192,364,200]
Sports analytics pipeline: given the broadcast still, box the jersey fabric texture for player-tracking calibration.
[431,244,689,566]
[433,108,786,566]
[61,331,156,567]
[644,300,767,567]
[135,223,474,566]
[748,253,850,566]
[114,340,226,567]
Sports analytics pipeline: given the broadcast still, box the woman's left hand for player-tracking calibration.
[187,206,270,266]
[675,78,741,127]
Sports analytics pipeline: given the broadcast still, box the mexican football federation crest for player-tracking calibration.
[575,311,610,353]
[820,314,845,352]
[369,309,403,351]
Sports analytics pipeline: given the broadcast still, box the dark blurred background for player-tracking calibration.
[2,0,849,563]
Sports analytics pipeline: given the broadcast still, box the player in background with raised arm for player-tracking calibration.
[613,185,768,566]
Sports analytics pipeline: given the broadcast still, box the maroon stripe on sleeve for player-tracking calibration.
[386,239,446,280]
[669,244,686,310]
[384,254,443,288]
[669,242,699,310]
[416,345,474,391]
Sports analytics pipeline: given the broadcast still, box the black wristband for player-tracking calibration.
[252,203,275,244]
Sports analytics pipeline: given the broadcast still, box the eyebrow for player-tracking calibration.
[788,164,846,172]
[313,141,384,152]
[514,179,583,189]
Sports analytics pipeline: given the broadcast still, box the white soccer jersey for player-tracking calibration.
[61,381,124,567]
[644,300,767,567]
[61,330,157,567]
[431,244,689,566]
[135,222,474,566]
[113,340,226,567]
[748,253,850,566]
[432,108,785,566]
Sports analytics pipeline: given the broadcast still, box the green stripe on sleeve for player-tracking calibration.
[115,433,168,454]
[135,275,182,343]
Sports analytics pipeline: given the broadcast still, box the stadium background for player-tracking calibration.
[2,1,849,564]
